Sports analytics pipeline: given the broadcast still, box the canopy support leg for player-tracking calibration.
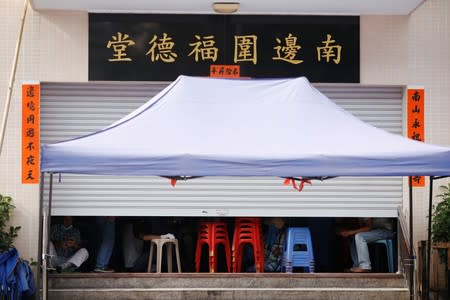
[408,176,414,300]
[42,172,53,300]
[425,176,433,300]
[37,172,45,300]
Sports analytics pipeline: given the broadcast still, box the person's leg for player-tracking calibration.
[307,217,335,272]
[68,248,89,268]
[122,223,143,269]
[348,236,358,268]
[48,241,65,268]
[48,241,56,256]
[95,216,116,270]
[181,231,194,272]
[354,229,392,270]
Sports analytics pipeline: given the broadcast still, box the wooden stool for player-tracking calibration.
[146,238,182,273]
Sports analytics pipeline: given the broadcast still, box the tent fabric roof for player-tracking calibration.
[41,76,450,177]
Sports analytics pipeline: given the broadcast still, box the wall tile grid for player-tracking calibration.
[0,1,87,260]
[362,0,450,244]
[406,0,450,243]
[39,12,88,81]
[0,0,40,261]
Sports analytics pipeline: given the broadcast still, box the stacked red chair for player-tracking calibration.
[195,222,231,272]
[232,217,264,273]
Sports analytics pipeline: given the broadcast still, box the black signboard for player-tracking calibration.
[89,14,359,82]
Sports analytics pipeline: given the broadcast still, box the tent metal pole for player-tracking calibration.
[408,176,414,300]
[42,172,53,300]
[37,172,44,300]
[432,176,449,180]
[425,176,433,300]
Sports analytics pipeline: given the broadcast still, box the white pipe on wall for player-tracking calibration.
[0,0,29,155]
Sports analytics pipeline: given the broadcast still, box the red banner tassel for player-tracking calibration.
[170,178,177,187]
[282,178,312,192]
[298,179,312,192]
[291,179,299,191]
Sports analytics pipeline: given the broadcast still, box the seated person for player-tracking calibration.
[122,222,145,272]
[264,217,286,272]
[338,217,394,273]
[94,216,116,273]
[49,216,89,272]
[121,217,175,272]
[245,217,286,272]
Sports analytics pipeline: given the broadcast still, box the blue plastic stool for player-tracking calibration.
[374,238,395,273]
[282,227,314,273]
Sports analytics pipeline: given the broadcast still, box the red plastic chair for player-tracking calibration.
[232,217,264,272]
[195,222,231,272]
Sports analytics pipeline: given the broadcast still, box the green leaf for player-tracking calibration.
[0,194,20,252]
[432,183,450,261]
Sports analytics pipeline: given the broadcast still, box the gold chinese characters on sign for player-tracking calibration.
[272,33,303,64]
[106,32,135,62]
[146,33,178,63]
[234,35,258,64]
[317,34,342,64]
[188,35,218,62]
[105,32,344,65]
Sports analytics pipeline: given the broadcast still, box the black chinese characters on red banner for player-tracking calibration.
[407,88,424,187]
[22,84,40,184]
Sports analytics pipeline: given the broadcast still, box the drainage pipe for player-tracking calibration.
[0,0,29,155]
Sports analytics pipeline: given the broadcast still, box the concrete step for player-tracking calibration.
[48,273,409,300]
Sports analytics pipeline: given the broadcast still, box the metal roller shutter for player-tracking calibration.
[40,82,403,217]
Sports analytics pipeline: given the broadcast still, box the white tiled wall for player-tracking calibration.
[406,0,450,245]
[0,0,41,261]
[0,0,449,260]
[361,0,450,245]
[38,12,88,81]
[0,1,87,260]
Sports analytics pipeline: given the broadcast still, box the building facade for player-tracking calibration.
[0,0,449,262]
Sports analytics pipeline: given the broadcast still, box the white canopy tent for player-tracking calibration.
[38,76,450,299]
[40,76,450,177]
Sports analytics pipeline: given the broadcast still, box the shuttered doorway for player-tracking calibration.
[40,82,403,217]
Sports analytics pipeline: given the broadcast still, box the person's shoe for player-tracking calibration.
[60,262,77,273]
[93,267,115,273]
[61,266,77,273]
[349,266,371,273]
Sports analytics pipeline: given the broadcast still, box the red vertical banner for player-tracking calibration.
[22,84,40,184]
[407,87,425,187]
